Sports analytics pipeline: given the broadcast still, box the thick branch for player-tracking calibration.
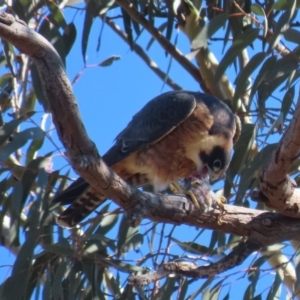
[129,240,261,285]
[256,94,300,217]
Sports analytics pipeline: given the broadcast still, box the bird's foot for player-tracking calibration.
[184,176,226,213]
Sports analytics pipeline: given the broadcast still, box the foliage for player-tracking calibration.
[0,0,299,299]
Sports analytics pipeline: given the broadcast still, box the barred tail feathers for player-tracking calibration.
[56,173,150,228]
[56,187,106,228]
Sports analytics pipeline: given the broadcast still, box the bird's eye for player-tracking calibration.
[212,159,222,172]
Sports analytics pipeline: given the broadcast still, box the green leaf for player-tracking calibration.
[243,283,255,300]
[98,55,121,67]
[222,291,230,300]
[147,22,168,51]
[103,269,121,296]
[0,73,13,114]
[63,22,77,56]
[44,242,74,256]
[153,277,176,300]
[192,13,228,49]
[210,279,223,300]
[31,63,49,111]
[25,135,44,165]
[233,52,267,105]
[283,27,300,44]
[130,0,141,37]
[21,155,49,211]
[46,0,68,30]
[235,144,278,204]
[20,90,36,116]
[52,260,68,300]
[189,277,214,299]
[99,0,115,15]
[257,73,290,113]
[251,4,268,37]
[172,238,210,255]
[82,0,104,63]
[2,40,16,77]
[262,243,286,252]
[166,8,174,42]
[82,237,110,254]
[281,85,295,121]
[249,55,278,103]
[28,168,49,227]
[25,252,58,300]
[215,28,260,84]
[10,181,22,245]
[117,215,139,256]
[119,284,135,300]
[222,18,231,53]
[0,227,41,300]
[95,212,119,235]
[49,169,71,211]
[247,268,260,289]
[178,278,189,300]
[251,255,270,269]
[228,123,258,177]
[0,112,34,147]
[121,233,143,254]
[39,15,66,66]
[209,230,219,251]
[148,0,155,26]
[105,259,147,273]
[265,55,298,82]
[266,270,283,300]
[121,8,134,49]
[272,0,298,10]
[218,232,226,248]
[0,127,44,162]
[268,0,296,51]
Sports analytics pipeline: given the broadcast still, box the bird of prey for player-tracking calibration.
[52,90,239,228]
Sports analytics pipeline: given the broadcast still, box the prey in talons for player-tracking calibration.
[171,173,227,213]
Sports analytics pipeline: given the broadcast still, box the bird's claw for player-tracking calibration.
[186,190,201,210]
[170,177,226,213]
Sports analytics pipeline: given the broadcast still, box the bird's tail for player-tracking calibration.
[56,186,106,228]
[53,173,150,228]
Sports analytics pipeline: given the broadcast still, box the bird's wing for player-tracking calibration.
[103,90,198,166]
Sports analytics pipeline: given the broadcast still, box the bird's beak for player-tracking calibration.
[194,165,210,181]
[198,165,208,177]
[208,170,218,182]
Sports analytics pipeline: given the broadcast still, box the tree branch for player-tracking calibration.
[254,95,300,217]
[129,240,261,285]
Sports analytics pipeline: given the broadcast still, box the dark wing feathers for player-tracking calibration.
[102,91,197,167]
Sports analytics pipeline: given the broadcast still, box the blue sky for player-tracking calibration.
[0,3,295,299]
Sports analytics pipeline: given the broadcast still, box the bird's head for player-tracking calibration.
[198,145,232,181]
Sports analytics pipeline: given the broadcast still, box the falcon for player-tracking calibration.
[52,91,239,228]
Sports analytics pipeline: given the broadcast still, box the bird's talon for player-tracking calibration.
[169,182,183,194]
[215,195,226,210]
[216,197,227,224]
[186,190,201,210]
